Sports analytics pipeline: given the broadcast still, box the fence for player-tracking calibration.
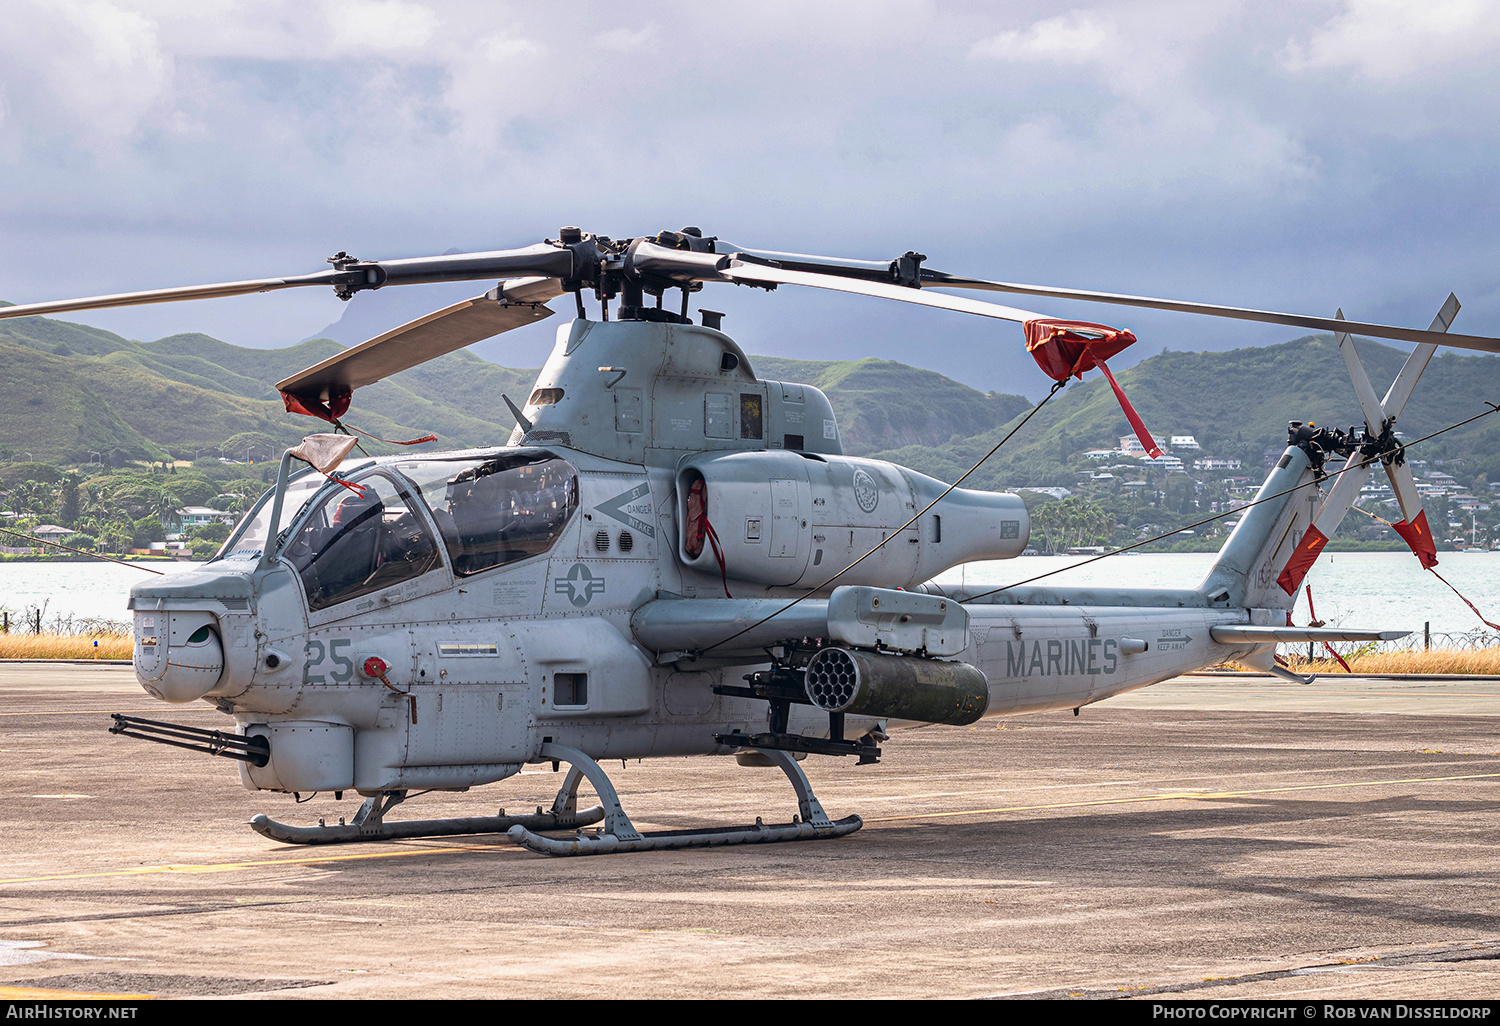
[0,602,129,637]
[1276,623,1499,662]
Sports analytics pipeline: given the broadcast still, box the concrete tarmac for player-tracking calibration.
[4,664,1500,1000]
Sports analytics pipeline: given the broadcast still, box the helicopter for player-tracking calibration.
[3,227,1490,856]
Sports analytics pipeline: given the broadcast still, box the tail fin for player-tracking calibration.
[1198,446,1319,610]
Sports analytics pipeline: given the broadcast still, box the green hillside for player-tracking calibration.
[5,304,1498,491]
[752,355,1032,456]
[0,341,165,460]
[0,311,1010,463]
[869,336,1500,489]
[7,307,1500,558]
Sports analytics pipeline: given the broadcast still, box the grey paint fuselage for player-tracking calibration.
[128,317,1311,796]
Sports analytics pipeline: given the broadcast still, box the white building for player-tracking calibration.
[1193,457,1242,471]
[1170,435,1201,451]
[1119,434,1170,455]
[177,506,235,528]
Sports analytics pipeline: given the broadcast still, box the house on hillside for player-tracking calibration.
[176,507,235,529]
[1119,434,1170,456]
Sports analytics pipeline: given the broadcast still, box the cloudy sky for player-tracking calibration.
[3,0,1498,397]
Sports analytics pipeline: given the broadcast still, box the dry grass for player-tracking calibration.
[1223,647,1500,676]
[0,633,133,659]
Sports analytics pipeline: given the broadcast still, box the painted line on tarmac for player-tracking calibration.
[1126,688,1500,700]
[0,986,154,1000]
[0,841,498,886]
[0,708,203,717]
[865,771,1500,824]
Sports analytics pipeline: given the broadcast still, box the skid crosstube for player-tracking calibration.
[507,742,862,856]
[251,741,860,855]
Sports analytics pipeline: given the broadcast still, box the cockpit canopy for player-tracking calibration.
[395,452,578,577]
[283,474,440,611]
[216,450,578,612]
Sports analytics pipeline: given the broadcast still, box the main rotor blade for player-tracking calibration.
[721,262,1047,323]
[345,244,574,288]
[276,278,560,400]
[0,275,327,320]
[921,272,1500,354]
[707,242,1500,352]
[0,244,575,322]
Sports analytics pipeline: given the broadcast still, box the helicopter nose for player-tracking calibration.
[134,616,225,703]
[130,567,252,703]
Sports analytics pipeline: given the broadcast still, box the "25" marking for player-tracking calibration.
[302,638,354,684]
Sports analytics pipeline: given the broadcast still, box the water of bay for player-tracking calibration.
[0,551,1495,639]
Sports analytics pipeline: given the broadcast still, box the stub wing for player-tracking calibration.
[631,587,969,661]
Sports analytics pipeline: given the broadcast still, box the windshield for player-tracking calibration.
[215,472,325,561]
[395,452,578,576]
[282,473,441,611]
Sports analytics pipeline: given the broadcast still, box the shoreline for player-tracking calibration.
[0,553,190,564]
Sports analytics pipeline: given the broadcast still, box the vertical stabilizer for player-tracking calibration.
[1198,446,1320,610]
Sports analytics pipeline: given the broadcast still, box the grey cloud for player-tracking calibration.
[0,1,1496,397]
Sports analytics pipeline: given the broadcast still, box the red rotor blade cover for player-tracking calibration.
[1025,319,1160,459]
[280,387,353,424]
[1391,509,1440,569]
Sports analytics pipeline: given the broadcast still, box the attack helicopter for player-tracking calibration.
[4,226,1492,856]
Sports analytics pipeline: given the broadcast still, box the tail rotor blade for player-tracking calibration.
[1385,459,1425,527]
[1334,311,1390,435]
[1381,293,1460,418]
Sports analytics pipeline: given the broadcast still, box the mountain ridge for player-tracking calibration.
[0,311,1025,464]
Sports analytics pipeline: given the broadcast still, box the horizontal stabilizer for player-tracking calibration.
[1210,626,1409,644]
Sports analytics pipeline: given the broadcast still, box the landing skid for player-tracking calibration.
[250,741,861,855]
[250,785,605,845]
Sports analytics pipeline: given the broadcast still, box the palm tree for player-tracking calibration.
[153,488,181,532]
